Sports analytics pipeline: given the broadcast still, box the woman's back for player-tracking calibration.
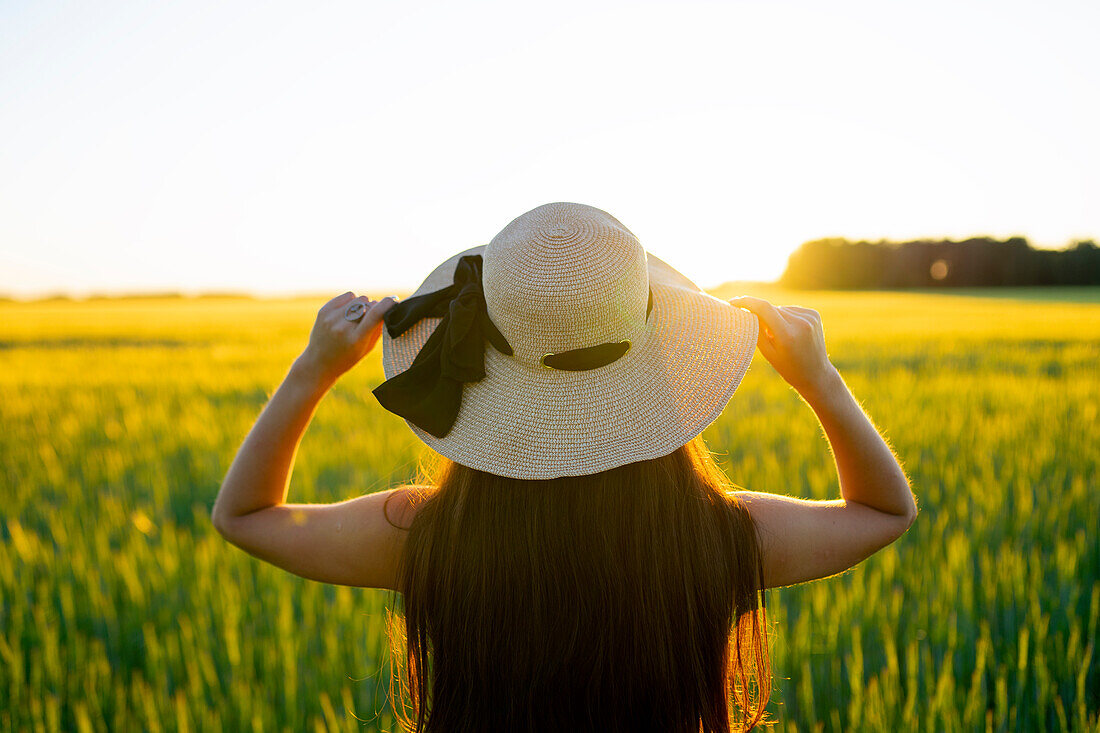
[396,439,768,733]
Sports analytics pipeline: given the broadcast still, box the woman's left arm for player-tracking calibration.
[211,292,416,590]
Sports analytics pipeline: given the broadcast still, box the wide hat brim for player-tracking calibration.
[381,245,758,480]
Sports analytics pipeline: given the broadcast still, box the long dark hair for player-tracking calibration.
[385,436,770,732]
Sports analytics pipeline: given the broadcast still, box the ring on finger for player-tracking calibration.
[344,301,367,322]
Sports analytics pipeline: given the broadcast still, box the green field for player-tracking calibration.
[2,287,1098,732]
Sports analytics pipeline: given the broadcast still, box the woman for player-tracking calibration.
[212,203,917,732]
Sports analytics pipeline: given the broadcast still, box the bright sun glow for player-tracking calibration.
[1,0,1097,297]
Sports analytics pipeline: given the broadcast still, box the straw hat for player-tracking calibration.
[374,202,757,480]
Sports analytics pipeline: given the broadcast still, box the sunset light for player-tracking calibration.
[4,4,1099,730]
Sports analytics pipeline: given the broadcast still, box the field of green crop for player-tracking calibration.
[2,287,1098,732]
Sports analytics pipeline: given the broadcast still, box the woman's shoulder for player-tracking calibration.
[382,484,434,530]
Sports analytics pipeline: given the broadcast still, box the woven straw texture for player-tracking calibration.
[380,203,758,480]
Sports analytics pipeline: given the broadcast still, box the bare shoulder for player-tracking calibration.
[381,484,434,530]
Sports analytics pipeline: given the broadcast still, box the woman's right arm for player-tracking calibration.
[728,296,917,589]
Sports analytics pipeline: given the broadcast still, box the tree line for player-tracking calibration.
[779,236,1100,289]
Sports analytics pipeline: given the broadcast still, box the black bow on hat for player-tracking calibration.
[372,255,512,439]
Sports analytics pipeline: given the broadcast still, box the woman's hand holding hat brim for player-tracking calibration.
[298,292,399,386]
[730,296,839,401]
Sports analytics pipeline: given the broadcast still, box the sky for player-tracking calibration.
[1,0,1097,298]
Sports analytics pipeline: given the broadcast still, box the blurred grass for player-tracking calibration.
[1,288,1098,731]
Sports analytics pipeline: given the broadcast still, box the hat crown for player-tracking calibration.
[482,203,650,367]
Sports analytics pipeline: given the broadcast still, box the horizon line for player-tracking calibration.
[2,279,785,304]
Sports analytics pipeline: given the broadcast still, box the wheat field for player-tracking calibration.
[2,287,1098,731]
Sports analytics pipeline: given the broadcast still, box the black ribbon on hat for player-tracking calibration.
[373,253,655,439]
[372,254,512,439]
